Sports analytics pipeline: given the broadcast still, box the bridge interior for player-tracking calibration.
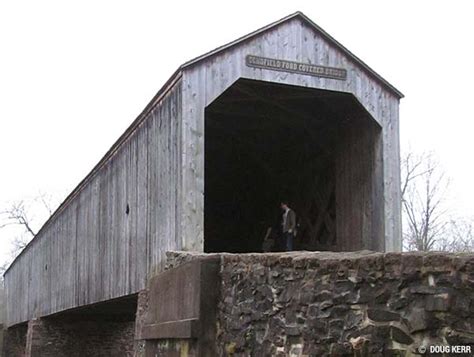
[204,78,383,253]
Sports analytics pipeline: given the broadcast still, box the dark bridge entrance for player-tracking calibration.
[204,78,384,253]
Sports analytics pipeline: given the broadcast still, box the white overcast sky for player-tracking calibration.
[1,1,473,263]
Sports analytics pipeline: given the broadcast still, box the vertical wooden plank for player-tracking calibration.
[383,96,402,251]
[127,134,137,293]
[136,121,148,289]
[335,115,384,251]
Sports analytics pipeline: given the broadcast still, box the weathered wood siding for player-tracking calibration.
[181,17,401,254]
[335,118,384,251]
[5,13,402,328]
[5,80,183,326]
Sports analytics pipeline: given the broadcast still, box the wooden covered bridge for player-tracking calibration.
[3,11,403,355]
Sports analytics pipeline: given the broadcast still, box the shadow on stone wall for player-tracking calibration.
[2,295,137,357]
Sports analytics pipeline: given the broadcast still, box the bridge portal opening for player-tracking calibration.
[204,78,383,253]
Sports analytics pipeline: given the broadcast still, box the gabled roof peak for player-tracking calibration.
[181,11,403,98]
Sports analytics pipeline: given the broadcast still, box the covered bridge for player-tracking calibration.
[4,11,402,328]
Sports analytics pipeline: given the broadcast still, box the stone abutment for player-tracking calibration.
[3,250,474,356]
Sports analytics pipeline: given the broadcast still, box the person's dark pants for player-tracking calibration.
[284,232,293,251]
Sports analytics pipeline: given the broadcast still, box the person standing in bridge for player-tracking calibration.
[280,200,296,251]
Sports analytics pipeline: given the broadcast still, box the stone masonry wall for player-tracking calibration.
[167,251,474,356]
[4,318,134,357]
[2,323,27,357]
[6,251,471,356]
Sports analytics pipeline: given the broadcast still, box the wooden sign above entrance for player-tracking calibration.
[246,55,347,80]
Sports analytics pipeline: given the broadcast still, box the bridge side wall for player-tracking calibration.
[4,80,184,327]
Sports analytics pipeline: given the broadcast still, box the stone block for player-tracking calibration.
[367,309,400,322]
[426,294,450,312]
[406,308,428,333]
[390,326,413,345]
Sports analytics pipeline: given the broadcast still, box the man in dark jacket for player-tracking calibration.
[280,200,296,251]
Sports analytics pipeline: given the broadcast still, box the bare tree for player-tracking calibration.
[0,193,58,277]
[0,200,37,237]
[401,151,474,252]
[438,218,474,253]
[401,152,450,251]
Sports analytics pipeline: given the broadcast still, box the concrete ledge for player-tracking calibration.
[137,257,221,356]
[141,319,199,339]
